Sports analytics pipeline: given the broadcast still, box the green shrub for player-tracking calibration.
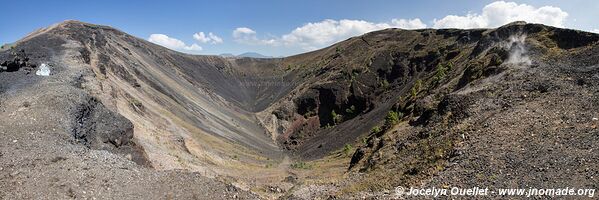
[324,123,333,129]
[345,105,356,114]
[434,63,447,82]
[434,64,447,82]
[343,144,353,155]
[385,111,402,126]
[331,110,342,124]
[411,87,417,98]
[411,79,422,98]
[491,56,503,66]
[371,126,382,134]
[303,110,316,118]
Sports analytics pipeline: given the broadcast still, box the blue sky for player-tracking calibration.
[1,0,598,56]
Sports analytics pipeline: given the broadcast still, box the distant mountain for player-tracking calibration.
[219,52,272,58]
[237,52,271,58]
[218,53,235,58]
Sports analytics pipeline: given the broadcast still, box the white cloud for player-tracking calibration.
[232,27,277,45]
[280,18,426,50]
[228,1,571,54]
[193,32,210,43]
[184,44,202,51]
[233,27,256,37]
[234,18,425,50]
[391,18,427,29]
[433,1,568,29]
[148,34,202,52]
[280,19,386,50]
[591,29,599,34]
[193,32,223,44]
[208,33,224,43]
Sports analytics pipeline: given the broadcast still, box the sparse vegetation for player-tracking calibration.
[371,126,381,134]
[446,62,453,70]
[129,98,143,107]
[381,79,390,89]
[434,63,447,82]
[343,144,353,155]
[350,71,358,81]
[411,79,422,98]
[176,155,184,164]
[325,123,333,129]
[290,161,311,169]
[411,87,418,98]
[345,105,356,114]
[491,56,503,66]
[332,110,342,124]
[303,110,316,118]
[433,62,455,85]
[385,111,402,127]
[415,79,422,91]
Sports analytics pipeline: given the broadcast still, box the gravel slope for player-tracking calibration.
[0,29,259,199]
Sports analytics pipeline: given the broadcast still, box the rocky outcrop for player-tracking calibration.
[0,49,37,73]
[71,95,150,166]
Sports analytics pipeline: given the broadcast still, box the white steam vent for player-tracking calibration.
[36,63,51,76]
[502,35,531,66]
